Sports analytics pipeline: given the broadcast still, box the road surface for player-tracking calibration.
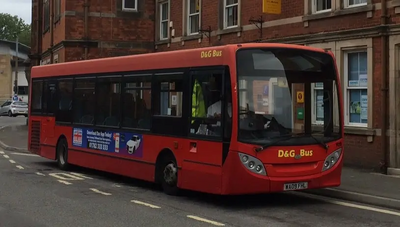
[1,149,400,227]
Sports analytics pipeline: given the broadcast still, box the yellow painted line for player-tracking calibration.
[36,172,46,176]
[70,172,93,179]
[187,215,225,226]
[90,188,112,196]
[298,192,400,217]
[16,165,24,170]
[57,180,72,185]
[131,200,161,209]
[3,155,9,158]
[9,160,16,164]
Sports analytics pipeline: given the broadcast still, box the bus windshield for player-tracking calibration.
[236,47,342,147]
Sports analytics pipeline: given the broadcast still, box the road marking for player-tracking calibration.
[112,184,122,188]
[187,215,225,226]
[49,172,86,181]
[3,155,9,158]
[57,180,72,185]
[131,200,161,209]
[70,172,93,179]
[9,160,16,164]
[36,172,46,176]
[90,188,112,196]
[10,152,39,157]
[0,151,4,154]
[298,192,400,217]
[16,165,24,170]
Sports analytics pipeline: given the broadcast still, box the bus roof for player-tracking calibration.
[31,43,329,78]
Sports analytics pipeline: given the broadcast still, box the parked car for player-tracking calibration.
[0,100,28,117]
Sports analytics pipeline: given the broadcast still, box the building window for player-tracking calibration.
[160,2,169,40]
[187,0,200,35]
[43,0,50,31]
[122,0,137,11]
[312,82,324,124]
[54,0,61,20]
[344,51,368,126]
[313,0,331,13]
[345,0,367,7]
[224,0,238,28]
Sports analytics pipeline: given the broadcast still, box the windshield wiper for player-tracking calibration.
[292,132,329,151]
[254,134,292,152]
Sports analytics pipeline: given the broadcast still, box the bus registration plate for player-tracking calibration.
[283,182,308,191]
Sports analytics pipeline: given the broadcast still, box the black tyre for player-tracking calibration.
[159,154,179,195]
[56,138,70,170]
[8,111,12,117]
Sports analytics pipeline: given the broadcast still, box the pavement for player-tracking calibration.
[1,116,400,216]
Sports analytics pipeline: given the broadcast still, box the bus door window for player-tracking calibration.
[56,79,73,123]
[73,78,95,125]
[95,76,121,127]
[122,74,152,129]
[190,69,226,137]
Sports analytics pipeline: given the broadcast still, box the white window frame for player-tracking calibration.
[223,0,239,29]
[312,0,332,14]
[122,0,138,12]
[159,2,169,40]
[311,82,324,125]
[187,0,200,35]
[343,50,368,127]
[344,0,367,8]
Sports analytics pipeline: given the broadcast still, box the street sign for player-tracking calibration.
[262,0,281,14]
[297,91,304,103]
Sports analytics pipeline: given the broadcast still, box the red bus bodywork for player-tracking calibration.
[28,43,344,195]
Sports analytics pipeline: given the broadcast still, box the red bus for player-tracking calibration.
[28,43,344,195]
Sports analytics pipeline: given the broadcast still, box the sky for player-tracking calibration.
[0,0,31,24]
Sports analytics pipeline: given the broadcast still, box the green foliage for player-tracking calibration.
[0,13,31,46]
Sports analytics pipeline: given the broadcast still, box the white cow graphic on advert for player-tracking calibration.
[126,135,141,154]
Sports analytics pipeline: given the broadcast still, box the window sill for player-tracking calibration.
[182,34,202,41]
[216,26,242,36]
[393,0,400,7]
[302,4,374,22]
[155,39,169,45]
[344,126,376,136]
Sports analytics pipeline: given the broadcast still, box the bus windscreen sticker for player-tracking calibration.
[72,128,143,158]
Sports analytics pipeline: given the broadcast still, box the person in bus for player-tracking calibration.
[207,97,232,119]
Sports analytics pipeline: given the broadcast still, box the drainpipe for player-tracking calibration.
[381,0,388,173]
[83,0,89,59]
[38,0,43,66]
[50,0,54,63]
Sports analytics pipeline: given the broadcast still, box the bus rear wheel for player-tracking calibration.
[56,138,70,170]
[160,155,179,195]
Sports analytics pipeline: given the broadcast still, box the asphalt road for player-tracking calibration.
[0,149,399,227]
[0,115,26,127]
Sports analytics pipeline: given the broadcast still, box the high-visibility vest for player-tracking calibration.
[192,79,206,121]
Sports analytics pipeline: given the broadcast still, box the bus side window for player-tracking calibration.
[56,79,73,123]
[73,78,96,125]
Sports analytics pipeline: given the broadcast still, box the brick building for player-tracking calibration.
[30,0,154,66]
[30,0,400,174]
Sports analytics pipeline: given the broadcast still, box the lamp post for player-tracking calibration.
[14,33,19,96]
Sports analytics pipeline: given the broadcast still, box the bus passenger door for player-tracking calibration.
[182,66,229,194]
[42,80,58,144]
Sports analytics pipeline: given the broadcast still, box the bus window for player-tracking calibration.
[189,68,227,137]
[73,78,95,125]
[95,76,121,127]
[31,80,43,113]
[153,74,183,117]
[122,74,152,129]
[56,79,73,123]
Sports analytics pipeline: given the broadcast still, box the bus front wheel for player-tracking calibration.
[159,154,179,196]
[56,138,70,170]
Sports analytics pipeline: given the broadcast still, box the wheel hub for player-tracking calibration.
[163,163,177,185]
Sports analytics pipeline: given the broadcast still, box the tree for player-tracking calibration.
[0,13,31,46]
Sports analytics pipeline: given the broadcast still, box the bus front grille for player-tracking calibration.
[30,120,41,153]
